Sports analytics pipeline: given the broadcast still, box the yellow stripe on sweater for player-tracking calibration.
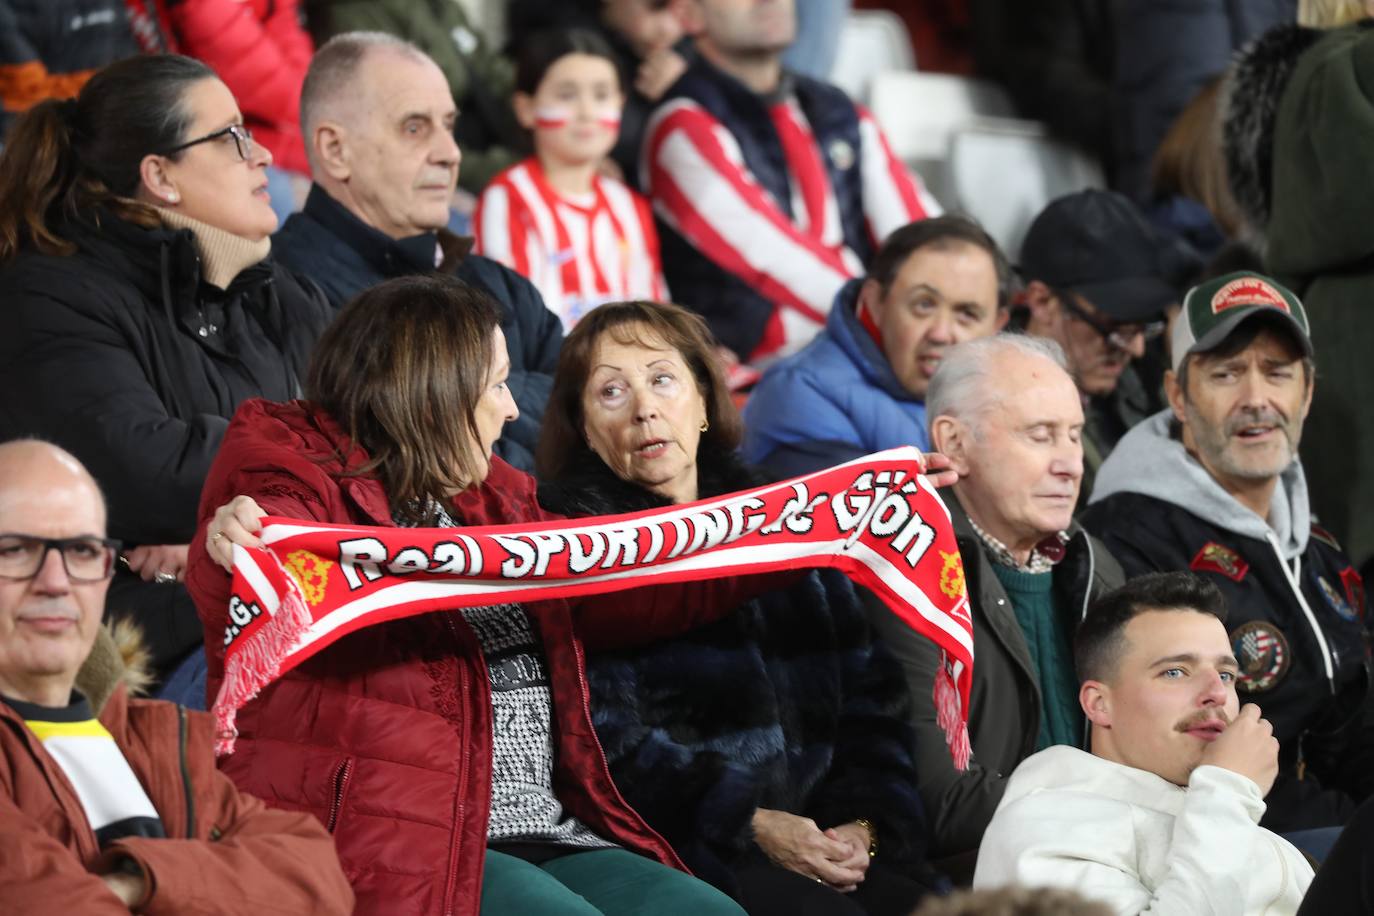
[24,719,111,741]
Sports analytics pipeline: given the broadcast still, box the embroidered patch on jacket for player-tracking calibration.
[1309,523,1343,552]
[1190,542,1249,582]
[1341,566,1367,619]
[1318,575,1358,622]
[1230,621,1290,693]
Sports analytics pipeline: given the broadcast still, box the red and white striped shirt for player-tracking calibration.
[645,96,940,359]
[475,157,668,331]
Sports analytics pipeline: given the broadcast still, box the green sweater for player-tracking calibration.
[991,564,1081,750]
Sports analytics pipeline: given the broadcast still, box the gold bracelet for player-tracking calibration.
[852,818,878,857]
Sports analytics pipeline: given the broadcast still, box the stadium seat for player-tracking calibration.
[949,120,1105,260]
[869,72,1016,209]
[830,10,916,104]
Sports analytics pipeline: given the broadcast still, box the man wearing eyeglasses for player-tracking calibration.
[1081,273,1374,842]
[1016,189,1186,507]
[0,439,354,913]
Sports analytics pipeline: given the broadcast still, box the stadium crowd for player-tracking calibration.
[1,0,1373,914]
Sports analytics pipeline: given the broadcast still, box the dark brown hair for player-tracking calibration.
[1151,78,1243,239]
[536,300,742,480]
[515,27,622,96]
[1075,572,1229,684]
[305,275,502,515]
[914,886,1112,916]
[0,54,215,261]
[868,215,1016,311]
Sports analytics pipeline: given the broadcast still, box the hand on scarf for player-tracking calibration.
[921,451,959,489]
[751,808,867,890]
[205,495,267,571]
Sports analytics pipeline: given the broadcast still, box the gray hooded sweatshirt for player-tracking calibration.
[1088,409,1310,562]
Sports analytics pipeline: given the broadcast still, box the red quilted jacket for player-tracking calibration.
[186,398,769,915]
[166,0,313,175]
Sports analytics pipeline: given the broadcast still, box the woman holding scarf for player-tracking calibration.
[536,300,945,916]
[187,276,946,916]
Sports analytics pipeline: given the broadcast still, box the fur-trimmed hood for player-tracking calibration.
[1223,23,1323,238]
[74,619,154,714]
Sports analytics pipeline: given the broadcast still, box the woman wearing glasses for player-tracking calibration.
[0,54,332,704]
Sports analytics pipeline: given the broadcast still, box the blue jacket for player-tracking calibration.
[273,185,564,472]
[652,56,870,358]
[742,279,928,478]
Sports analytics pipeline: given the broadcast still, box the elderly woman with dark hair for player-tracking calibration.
[536,300,945,916]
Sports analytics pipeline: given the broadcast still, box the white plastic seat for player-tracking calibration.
[869,72,1014,163]
[948,120,1106,260]
[830,10,916,104]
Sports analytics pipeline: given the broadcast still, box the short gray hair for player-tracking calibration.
[300,32,432,162]
[926,333,1068,436]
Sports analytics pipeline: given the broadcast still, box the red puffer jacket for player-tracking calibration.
[167,0,313,174]
[186,398,770,915]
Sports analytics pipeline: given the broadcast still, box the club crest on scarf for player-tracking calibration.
[215,448,975,767]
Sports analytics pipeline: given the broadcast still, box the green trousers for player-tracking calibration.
[480,848,746,915]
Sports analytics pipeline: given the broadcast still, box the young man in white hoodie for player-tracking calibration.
[1079,272,1373,838]
[973,572,1313,914]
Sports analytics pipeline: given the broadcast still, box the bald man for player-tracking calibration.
[0,440,353,913]
[272,31,563,473]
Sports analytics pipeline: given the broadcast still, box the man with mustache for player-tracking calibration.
[974,572,1314,914]
[742,216,1011,478]
[863,333,1124,881]
[0,439,353,912]
[1082,271,1373,838]
[272,32,564,473]
[1017,190,1187,507]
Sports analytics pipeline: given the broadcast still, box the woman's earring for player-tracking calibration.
[699,418,710,433]
[166,191,179,203]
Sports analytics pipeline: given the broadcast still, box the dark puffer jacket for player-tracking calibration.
[0,210,331,671]
[539,449,938,897]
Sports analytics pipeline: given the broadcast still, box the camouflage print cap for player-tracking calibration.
[1171,271,1312,373]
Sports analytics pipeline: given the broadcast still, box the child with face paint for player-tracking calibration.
[475,29,668,331]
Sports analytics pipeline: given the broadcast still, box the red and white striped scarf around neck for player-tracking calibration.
[216,448,974,766]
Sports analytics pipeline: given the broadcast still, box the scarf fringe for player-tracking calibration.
[213,582,314,756]
[934,659,971,771]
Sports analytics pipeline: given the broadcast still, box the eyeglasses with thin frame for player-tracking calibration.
[1054,288,1166,352]
[163,123,256,163]
[0,534,121,583]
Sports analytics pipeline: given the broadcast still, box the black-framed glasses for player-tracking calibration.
[0,534,121,582]
[163,123,256,162]
[1054,288,1166,352]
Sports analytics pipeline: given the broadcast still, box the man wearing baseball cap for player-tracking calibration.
[1081,271,1373,839]
[1017,189,1194,504]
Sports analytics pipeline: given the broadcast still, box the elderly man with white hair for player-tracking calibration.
[864,333,1125,879]
[0,439,353,913]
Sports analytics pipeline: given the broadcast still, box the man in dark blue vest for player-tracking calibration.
[643,0,940,363]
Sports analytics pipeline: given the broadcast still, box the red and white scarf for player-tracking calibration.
[216,448,974,766]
